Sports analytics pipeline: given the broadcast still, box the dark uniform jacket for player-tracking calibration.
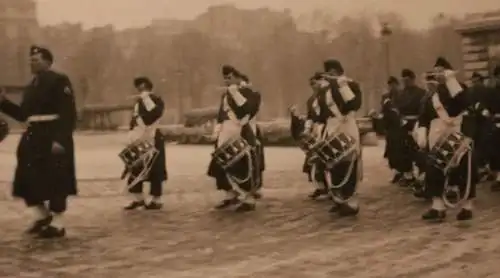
[0,70,77,202]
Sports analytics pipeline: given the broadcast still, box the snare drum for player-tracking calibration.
[119,140,158,169]
[212,137,251,170]
[298,132,319,152]
[428,131,472,173]
[312,132,357,169]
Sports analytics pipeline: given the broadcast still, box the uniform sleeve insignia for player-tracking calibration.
[64,86,72,95]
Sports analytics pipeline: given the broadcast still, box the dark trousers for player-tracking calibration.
[128,180,163,197]
[327,157,358,199]
[486,125,500,171]
[25,195,67,214]
[425,151,477,199]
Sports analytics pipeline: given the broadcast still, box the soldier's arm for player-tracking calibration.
[0,99,25,122]
[53,75,77,143]
[139,95,164,125]
[343,81,362,113]
[436,83,468,117]
[227,86,255,119]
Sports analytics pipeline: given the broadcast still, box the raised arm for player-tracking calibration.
[139,94,164,125]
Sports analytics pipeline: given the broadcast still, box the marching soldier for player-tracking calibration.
[207,65,261,212]
[463,72,492,181]
[290,72,329,200]
[483,66,500,191]
[0,46,77,238]
[415,57,477,221]
[391,69,427,187]
[123,77,167,210]
[318,59,363,216]
[381,76,405,182]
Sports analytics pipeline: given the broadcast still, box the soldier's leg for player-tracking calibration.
[146,179,164,210]
[23,198,52,234]
[214,171,240,210]
[328,157,359,217]
[309,162,328,200]
[233,155,256,212]
[124,179,145,210]
[37,195,68,238]
[450,152,476,220]
[422,165,446,221]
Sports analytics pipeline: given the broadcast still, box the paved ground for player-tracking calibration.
[0,134,499,278]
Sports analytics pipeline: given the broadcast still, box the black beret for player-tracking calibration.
[30,45,53,63]
[401,69,415,79]
[240,74,250,83]
[133,76,153,89]
[471,71,484,80]
[494,65,500,77]
[434,56,453,70]
[323,59,344,74]
[221,64,243,77]
[387,76,399,84]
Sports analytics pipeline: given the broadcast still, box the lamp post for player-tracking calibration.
[380,23,392,82]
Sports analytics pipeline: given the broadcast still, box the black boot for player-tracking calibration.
[38,225,66,239]
[124,200,145,210]
[214,198,240,210]
[308,189,327,200]
[26,215,53,235]
[337,203,359,217]
[145,201,163,210]
[422,209,446,222]
[235,202,255,212]
[456,209,473,221]
[391,172,403,183]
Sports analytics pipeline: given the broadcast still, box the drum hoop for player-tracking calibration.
[216,145,252,169]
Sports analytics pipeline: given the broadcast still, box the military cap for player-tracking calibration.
[434,56,453,70]
[133,76,153,90]
[221,64,242,77]
[30,45,54,63]
[401,69,416,79]
[323,59,344,74]
[387,76,399,84]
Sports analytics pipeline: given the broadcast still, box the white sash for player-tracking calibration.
[428,93,462,149]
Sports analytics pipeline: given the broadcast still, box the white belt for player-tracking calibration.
[27,114,59,123]
[402,115,418,120]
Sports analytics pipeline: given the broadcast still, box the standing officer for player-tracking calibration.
[0,46,77,238]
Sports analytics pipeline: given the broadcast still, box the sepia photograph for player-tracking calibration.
[1,0,500,277]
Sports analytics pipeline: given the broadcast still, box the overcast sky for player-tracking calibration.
[35,0,500,29]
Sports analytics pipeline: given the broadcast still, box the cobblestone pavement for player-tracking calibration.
[1,134,500,278]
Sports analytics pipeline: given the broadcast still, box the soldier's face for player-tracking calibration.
[402,77,415,87]
[29,54,49,74]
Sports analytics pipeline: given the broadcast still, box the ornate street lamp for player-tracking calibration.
[380,23,392,81]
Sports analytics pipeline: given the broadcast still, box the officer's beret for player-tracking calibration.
[471,71,484,81]
[323,59,344,74]
[30,45,53,63]
[434,56,453,70]
[222,64,242,77]
[494,65,500,77]
[133,76,153,89]
[401,69,416,79]
[387,76,399,84]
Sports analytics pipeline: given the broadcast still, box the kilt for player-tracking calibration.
[13,123,77,203]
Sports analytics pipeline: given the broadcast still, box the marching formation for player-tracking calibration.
[0,44,499,239]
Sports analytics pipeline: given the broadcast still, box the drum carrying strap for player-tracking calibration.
[431,93,472,208]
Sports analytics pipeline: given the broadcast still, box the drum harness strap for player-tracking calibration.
[222,92,257,195]
[431,93,472,208]
[318,88,359,204]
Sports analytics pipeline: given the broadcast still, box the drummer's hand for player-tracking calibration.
[52,141,65,154]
